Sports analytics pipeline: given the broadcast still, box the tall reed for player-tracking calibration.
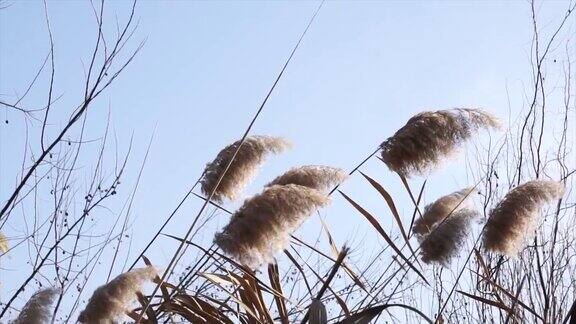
[214,184,330,268]
[380,108,500,176]
[266,165,347,192]
[413,187,474,237]
[483,180,564,255]
[78,266,157,323]
[200,135,290,202]
[420,209,478,265]
[13,288,59,324]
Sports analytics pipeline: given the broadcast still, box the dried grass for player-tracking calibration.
[78,266,157,323]
[413,188,474,237]
[0,232,7,254]
[200,135,290,202]
[214,184,330,268]
[420,209,478,265]
[483,180,564,255]
[266,165,347,192]
[380,108,501,176]
[13,288,59,324]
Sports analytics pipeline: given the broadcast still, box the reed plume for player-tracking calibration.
[413,187,474,237]
[483,180,564,255]
[13,288,59,324]
[380,108,501,176]
[200,135,290,202]
[266,165,347,192]
[215,184,330,268]
[0,232,7,254]
[78,266,157,323]
[420,209,478,265]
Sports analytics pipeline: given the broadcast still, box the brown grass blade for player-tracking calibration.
[242,272,274,323]
[469,267,543,321]
[141,255,171,304]
[289,247,351,318]
[562,298,576,324]
[337,304,432,324]
[163,233,286,300]
[456,290,513,313]
[398,173,423,219]
[126,310,155,324]
[164,295,232,324]
[200,273,262,322]
[360,172,417,257]
[339,191,429,285]
[135,292,158,324]
[318,217,367,292]
[301,247,349,324]
[284,250,313,296]
[268,263,289,324]
[196,293,241,321]
[408,180,427,237]
[161,303,207,323]
[360,172,409,243]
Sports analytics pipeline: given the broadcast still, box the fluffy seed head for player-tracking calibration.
[266,165,347,193]
[78,266,157,323]
[13,288,59,324]
[201,135,290,202]
[413,187,474,237]
[0,232,7,254]
[215,184,330,268]
[420,209,478,265]
[483,180,564,255]
[380,108,501,176]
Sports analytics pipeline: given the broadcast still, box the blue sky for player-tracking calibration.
[1,0,573,321]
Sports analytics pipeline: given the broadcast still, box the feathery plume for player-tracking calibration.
[413,187,474,237]
[78,266,157,323]
[215,184,330,268]
[266,165,347,192]
[380,108,501,176]
[483,180,564,255]
[200,135,290,202]
[13,288,59,324]
[0,232,7,254]
[420,209,478,265]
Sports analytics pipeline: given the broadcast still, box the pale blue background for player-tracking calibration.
[1,0,572,321]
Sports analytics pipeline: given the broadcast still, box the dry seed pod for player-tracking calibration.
[201,135,290,202]
[380,108,500,176]
[483,180,564,255]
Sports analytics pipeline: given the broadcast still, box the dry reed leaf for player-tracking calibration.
[483,180,564,255]
[13,288,59,324]
[200,135,290,202]
[214,184,330,268]
[340,191,429,285]
[413,187,474,237]
[267,263,289,324]
[78,265,157,323]
[420,209,478,265]
[380,108,501,176]
[266,165,347,193]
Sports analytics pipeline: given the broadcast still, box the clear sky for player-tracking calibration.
[0,0,573,321]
